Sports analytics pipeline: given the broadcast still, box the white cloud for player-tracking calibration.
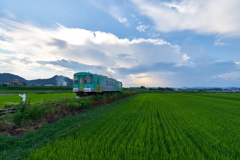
[0,18,189,87]
[136,25,149,32]
[126,72,174,87]
[148,33,160,37]
[118,18,127,23]
[2,10,16,19]
[131,0,240,36]
[88,0,125,21]
[214,37,226,46]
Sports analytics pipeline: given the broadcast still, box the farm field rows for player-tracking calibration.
[28,93,240,159]
[0,93,76,108]
[192,93,240,101]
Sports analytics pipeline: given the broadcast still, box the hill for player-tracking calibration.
[0,73,73,86]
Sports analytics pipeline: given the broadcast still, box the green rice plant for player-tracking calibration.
[28,93,240,159]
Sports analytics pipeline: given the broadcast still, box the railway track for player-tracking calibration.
[0,107,17,116]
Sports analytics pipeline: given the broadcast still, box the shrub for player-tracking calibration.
[66,102,80,108]
[13,112,23,125]
[91,95,104,101]
[3,102,18,109]
[13,100,31,124]
[26,104,46,120]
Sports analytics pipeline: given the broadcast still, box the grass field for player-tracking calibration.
[0,93,76,108]
[28,93,240,159]
[0,86,72,94]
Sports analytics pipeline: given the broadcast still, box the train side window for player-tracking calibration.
[106,81,108,85]
[73,75,78,84]
[85,75,92,84]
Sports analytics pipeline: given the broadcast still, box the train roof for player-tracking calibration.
[74,72,93,76]
[74,72,121,83]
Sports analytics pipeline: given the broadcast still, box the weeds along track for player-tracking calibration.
[28,93,240,159]
[0,95,91,116]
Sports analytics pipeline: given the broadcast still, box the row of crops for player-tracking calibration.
[28,93,240,159]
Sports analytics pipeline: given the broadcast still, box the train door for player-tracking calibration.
[79,76,83,91]
[96,78,100,92]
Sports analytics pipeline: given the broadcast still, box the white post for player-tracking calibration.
[19,94,26,102]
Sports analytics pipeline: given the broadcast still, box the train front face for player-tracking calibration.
[73,73,95,95]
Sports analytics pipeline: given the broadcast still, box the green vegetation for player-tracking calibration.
[0,95,138,160]
[0,93,75,109]
[28,93,240,159]
[194,93,240,101]
[0,91,138,136]
[0,86,72,94]
[3,102,19,109]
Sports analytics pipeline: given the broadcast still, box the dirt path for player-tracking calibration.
[0,94,15,96]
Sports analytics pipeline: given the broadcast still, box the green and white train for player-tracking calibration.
[73,72,122,96]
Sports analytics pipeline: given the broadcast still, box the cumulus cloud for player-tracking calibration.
[136,25,149,32]
[0,18,190,87]
[115,61,240,87]
[1,18,239,87]
[131,0,240,36]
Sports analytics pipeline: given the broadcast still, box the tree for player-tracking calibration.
[22,82,27,86]
[157,87,165,90]
[140,86,146,89]
[2,83,7,87]
[166,87,173,91]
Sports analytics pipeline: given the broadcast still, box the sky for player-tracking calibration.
[0,0,240,88]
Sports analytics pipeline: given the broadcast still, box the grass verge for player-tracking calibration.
[0,93,76,109]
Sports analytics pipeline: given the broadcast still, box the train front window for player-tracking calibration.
[80,77,83,83]
[85,75,92,84]
[73,75,78,84]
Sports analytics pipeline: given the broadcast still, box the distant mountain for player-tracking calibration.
[0,73,73,86]
[180,86,240,90]
[0,73,28,83]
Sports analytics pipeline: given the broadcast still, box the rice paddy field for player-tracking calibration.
[27,93,240,160]
[0,93,76,108]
